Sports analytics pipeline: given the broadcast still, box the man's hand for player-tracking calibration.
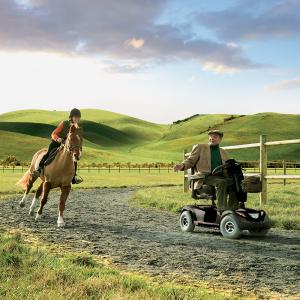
[173,163,185,172]
[57,137,63,143]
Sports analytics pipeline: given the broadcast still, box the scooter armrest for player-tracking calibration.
[188,174,205,180]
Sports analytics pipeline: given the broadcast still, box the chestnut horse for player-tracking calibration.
[17,124,83,227]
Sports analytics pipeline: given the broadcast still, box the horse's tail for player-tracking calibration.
[16,149,46,190]
[16,169,34,190]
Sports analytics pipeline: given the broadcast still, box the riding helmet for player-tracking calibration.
[69,108,81,119]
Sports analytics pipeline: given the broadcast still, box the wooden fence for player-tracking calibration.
[183,135,300,204]
[0,165,174,174]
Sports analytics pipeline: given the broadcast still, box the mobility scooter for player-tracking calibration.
[179,159,271,239]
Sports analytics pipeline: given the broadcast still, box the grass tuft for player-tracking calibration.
[71,254,97,267]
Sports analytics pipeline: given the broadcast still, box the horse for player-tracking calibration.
[17,124,83,227]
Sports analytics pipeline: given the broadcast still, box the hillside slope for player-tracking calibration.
[0,109,167,142]
[0,109,299,163]
[139,113,300,159]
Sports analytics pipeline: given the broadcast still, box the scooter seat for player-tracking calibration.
[192,184,216,200]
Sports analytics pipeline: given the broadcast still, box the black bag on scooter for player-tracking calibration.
[223,159,247,203]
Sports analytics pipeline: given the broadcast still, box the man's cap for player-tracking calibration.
[208,130,223,137]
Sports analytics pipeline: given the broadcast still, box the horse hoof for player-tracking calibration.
[19,201,25,208]
[57,221,65,227]
[35,213,42,221]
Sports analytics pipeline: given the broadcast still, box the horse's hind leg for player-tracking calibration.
[29,182,43,216]
[35,182,51,221]
[57,185,71,227]
[19,175,38,208]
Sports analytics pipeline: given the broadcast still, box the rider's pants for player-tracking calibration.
[39,139,61,168]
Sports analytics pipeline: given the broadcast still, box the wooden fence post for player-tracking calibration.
[260,135,267,204]
[283,160,286,186]
[183,149,189,192]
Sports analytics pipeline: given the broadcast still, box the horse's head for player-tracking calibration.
[65,124,83,162]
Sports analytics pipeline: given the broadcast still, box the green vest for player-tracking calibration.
[210,144,222,172]
[59,120,71,139]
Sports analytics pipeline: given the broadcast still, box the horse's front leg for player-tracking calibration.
[35,182,51,221]
[57,185,71,227]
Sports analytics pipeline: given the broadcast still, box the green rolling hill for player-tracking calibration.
[0,109,299,163]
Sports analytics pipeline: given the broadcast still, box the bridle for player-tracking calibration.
[64,132,82,158]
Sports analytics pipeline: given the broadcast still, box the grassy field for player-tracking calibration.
[0,230,238,300]
[130,184,300,230]
[0,172,182,196]
[1,109,300,163]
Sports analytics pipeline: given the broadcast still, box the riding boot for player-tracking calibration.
[33,156,46,177]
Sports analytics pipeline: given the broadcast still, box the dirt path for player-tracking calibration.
[1,188,300,298]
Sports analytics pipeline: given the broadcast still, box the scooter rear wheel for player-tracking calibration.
[179,211,195,232]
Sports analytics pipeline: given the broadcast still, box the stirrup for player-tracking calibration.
[32,168,42,178]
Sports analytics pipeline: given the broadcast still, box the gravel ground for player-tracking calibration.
[1,188,300,298]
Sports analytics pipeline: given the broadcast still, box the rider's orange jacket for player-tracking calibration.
[51,121,64,142]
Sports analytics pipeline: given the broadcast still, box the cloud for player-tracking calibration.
[266,77,300,91]
[0,0,261,73]
[195,0,300,41]
[104,60,144,73]
[126,38,145,49]
[202,62,239,74]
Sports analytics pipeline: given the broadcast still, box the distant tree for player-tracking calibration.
[1,155,20,166]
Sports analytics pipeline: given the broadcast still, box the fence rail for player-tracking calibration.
[183,135,300,204]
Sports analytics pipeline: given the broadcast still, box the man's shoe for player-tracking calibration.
[72,176,83,184]
[238,202,246,209]
[216,209,225,222]
[217,209,226,217]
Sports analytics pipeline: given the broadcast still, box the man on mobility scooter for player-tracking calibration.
[174,130,270,239]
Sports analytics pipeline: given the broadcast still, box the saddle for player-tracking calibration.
[44,145,64,166]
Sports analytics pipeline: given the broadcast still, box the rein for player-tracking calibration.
[64,134,82,154]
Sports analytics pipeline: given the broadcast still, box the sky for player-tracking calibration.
[0,0,299,123]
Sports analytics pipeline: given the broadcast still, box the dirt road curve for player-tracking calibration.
[1,188,299,298]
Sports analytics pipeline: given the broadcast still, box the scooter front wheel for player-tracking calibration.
[220,214,242,239]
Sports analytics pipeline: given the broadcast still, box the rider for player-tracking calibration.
[33,108,82,184]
